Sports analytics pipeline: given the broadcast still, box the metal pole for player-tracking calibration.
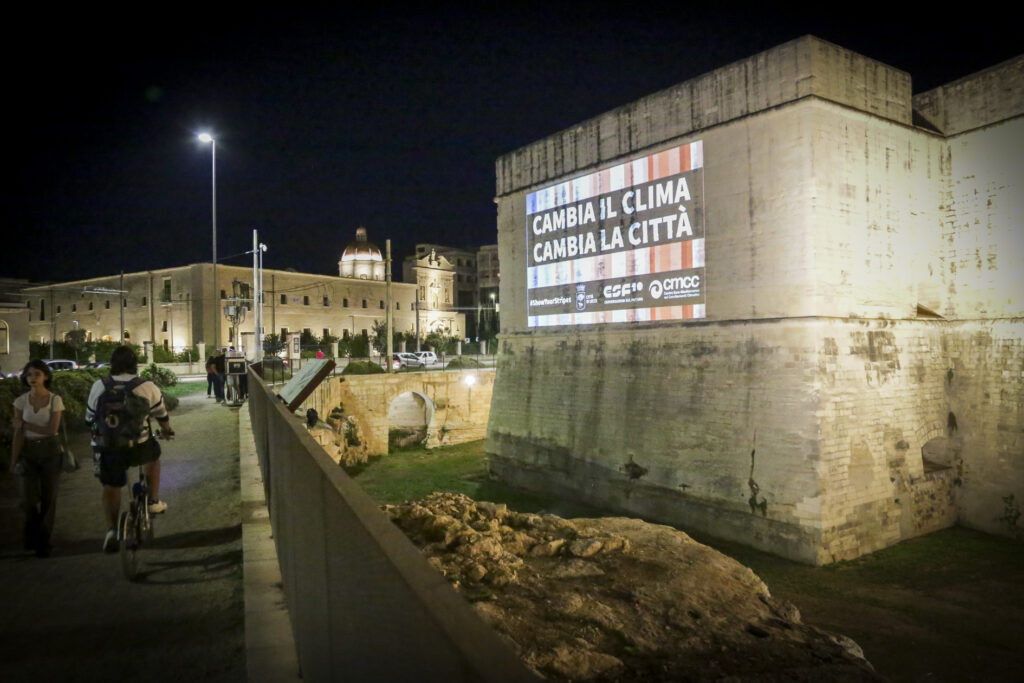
[119,271,125,345]
[252,229,259,361]
[211,139,218,351]
[49,288,55,358]
[259,242,265,362]
[386,239,393,373]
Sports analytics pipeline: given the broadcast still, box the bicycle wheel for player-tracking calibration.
[119,508,139,581]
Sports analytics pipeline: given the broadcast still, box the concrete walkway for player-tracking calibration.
[0,392,299,682]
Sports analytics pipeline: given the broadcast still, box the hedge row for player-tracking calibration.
[0,368,179,465]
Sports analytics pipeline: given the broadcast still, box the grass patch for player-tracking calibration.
[162,381,209,399]
[349,440,604,516]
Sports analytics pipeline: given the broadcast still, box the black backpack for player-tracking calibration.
[93,376,152,449]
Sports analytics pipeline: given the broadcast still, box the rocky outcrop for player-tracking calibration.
[384,493,880,681]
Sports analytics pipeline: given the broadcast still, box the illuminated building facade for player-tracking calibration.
[21,229,464,357]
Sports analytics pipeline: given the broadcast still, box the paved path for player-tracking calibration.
[0,393,248,681]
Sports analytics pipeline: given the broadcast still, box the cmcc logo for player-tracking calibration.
[648,274,700,299]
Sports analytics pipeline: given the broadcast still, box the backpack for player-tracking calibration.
[93,376,152,450]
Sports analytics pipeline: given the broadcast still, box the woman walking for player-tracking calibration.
[8,360,65,557]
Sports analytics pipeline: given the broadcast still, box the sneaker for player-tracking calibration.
[148,500,168,514]
[103,528,118,553]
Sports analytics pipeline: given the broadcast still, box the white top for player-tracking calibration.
[86,374,168,445]
[13,392,65,441]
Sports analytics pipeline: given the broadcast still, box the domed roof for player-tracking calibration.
[340,226,383,262]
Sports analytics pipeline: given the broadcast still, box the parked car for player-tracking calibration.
[391,353,424,369]
[44,359,79,371]
[414,351,438,365]
[84,362,110,369]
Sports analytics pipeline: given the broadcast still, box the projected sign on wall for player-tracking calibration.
[526,141,705,327]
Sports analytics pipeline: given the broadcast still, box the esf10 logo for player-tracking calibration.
[602,280,643,299]
[603,281,644,299]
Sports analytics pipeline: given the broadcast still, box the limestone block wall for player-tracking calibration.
[489,321,827,563]
[491,36,1023,563]
[808,103,947,317]
[942,118,1024,318]
[497,36,910,199]
[913,55,1024,136]
[814,318,1024,557]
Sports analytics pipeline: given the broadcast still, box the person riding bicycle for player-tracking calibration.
[85,346,175,553]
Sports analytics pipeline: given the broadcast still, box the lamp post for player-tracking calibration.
[197,132,218,350]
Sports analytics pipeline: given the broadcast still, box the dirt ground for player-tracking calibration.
[701,528,1024,683]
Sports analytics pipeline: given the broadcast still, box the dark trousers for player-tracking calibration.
[213,372,225,401]
[17,437,61,551]
[207,371,215,396]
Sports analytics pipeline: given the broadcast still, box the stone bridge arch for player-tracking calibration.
[316,369,495,456]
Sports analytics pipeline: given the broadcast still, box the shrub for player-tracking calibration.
[141,363,178,388]
[445,356,482,369]
[341,360,385,375]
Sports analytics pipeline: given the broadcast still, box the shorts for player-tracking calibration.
[97,439,161,487]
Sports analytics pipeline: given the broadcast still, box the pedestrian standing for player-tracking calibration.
[212,348,227,403]
[9,359,65,557]
[206,356,216,398]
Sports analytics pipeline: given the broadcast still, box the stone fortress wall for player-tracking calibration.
[489,36,1023,564]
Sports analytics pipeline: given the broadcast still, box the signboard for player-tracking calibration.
[278,358,336,412]
[526,141,705,327]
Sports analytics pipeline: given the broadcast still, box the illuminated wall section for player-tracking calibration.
[526,141,705,327]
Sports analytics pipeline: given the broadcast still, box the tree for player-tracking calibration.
[424,331,457,354]
[370,320,389,355]
[64,329,90,362]
[263,333,286,356]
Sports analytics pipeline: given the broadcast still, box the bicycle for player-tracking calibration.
[118,465,154,581]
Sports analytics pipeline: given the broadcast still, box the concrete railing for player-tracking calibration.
[247,369,537,682]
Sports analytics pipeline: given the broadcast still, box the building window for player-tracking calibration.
[163,278,171,302]
[362,299,367,308]
[163,340,169,349]
[343,298,349,307]
[105,300,110,310]
[88,302,94,311]
[303,296,310,306]
[323,297,329,306]
[123,298,128,308]
[379,300,384,309]
[57,305,61,313]
[220,290,226,299]
[281,328,288,338]
[280,294,287,305]
[323,328,330,338]
[395,302,400,310]
[162,321,168,332]
[40,300,45,321]
[342,330,350,340]
[71,304,77,312]
[141,296,147,306]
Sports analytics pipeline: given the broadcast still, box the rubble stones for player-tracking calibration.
[383,492,880,682]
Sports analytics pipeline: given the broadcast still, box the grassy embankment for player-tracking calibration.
[350,439,1024,683]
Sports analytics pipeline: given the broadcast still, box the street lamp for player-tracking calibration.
[197,132,218,350]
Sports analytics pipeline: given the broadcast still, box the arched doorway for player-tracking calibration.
[387,391,434,450]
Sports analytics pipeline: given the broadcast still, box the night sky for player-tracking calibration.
[3,7,1019,283]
